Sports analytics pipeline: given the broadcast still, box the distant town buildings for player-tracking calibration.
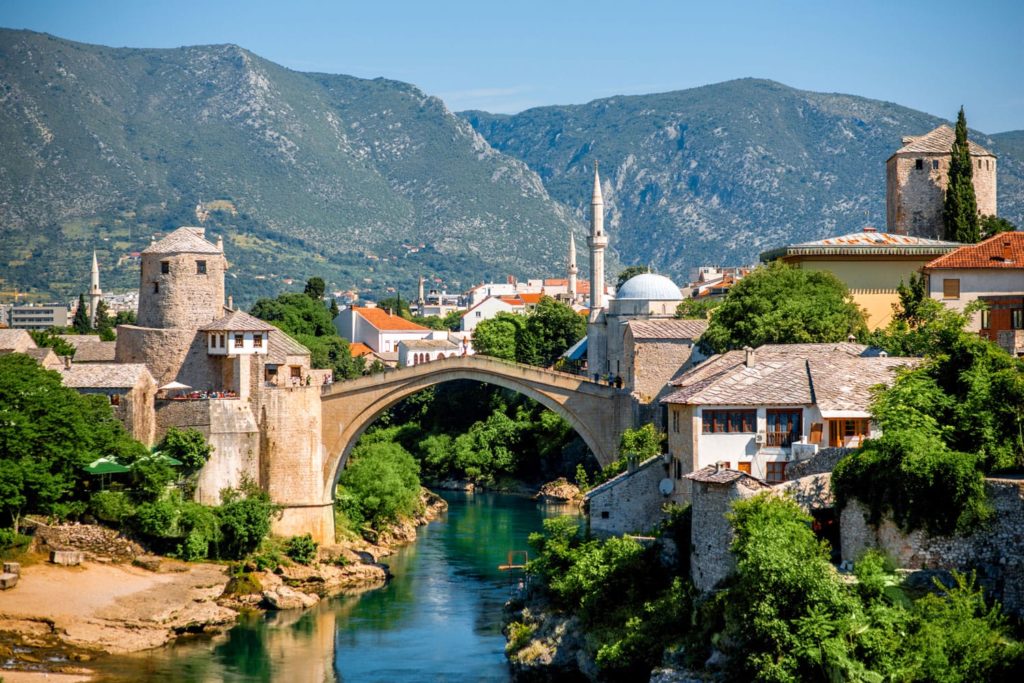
[7,302,70,330]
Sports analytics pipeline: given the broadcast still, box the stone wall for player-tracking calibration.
[193,400,261,505]
[887,153,997,237]
[689,477,771,592]
[587,456,678,537]
[155,398,212,441]
[137,250,226,330]
[27,519,144,562]
[785,447,852,479]
[628,338,696,430]
[840,478,1024,616]
[116,325,221,389]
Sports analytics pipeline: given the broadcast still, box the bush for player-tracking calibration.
[337,441,421,531]
[286,534,318,565]
[505,621,536,654]
[218,485,277,561]
[159,428,212,471]
[130,457,177,502]
[89,490,136,524]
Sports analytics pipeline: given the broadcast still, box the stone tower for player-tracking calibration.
[588,165,608,310]
[89,250,102,328]
[136,227,227,330]
[567,231,578,300]
[886,125,997,238]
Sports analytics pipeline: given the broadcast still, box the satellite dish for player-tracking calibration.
[659,478,674,496]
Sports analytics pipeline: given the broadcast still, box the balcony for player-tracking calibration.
[765,431,799,448]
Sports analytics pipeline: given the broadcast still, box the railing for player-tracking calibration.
[765,431,798,448]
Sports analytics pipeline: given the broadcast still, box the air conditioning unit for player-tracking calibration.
[754,432,766,445]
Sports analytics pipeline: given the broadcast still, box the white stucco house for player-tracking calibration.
[335,305,432,359]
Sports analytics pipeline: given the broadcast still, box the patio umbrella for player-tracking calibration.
[141,450,184,467]
[159,381,192,391]
[84,457,131,475]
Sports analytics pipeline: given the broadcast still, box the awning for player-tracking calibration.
[562,336,588,362]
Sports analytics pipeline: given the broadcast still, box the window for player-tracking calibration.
[915,158,924,170]
[701,409,757,434]
[219,334,225,348]
[932,159,939,170]
[161,261,170,274]
[737,462,751,475]
[672,409,680,433]
[942,279,960,299]
[253,334,262,348]
[1013,309,1024,330]
[765,409,802,447]
[475,311,482,318]
[600,511,610,519]
[828,418,870,447]
[110,394,120,407]
[765,461,788,483]
[234,334,244,348]
[291,366,302,379]
[196,260,207,274]
[153,282,159,294]
[981,309,991,330]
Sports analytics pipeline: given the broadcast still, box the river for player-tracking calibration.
[92,491,573,682]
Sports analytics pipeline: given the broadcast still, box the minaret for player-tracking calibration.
[587,164,608,310]
[89,250,102,328]
[417,275,426,306]
[567,231,578,300]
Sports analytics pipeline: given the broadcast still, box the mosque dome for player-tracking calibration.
[615,273,683,301]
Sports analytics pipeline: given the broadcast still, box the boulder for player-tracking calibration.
[261,585,320,610]
[3,561,21,575]
[0,572,18,590]
[50,550,84,566]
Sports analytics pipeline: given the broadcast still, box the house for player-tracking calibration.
[72,341,117,363]
[0,329,37,354]
[334,305,432,361]
[622,319,708,423]
[760,228,962,329]
[7,303,69,330]
[922,232,1024,354]
[59,362,158,446]
[460,295,524,332]
[397,332,473,367]
[662,343,916,486]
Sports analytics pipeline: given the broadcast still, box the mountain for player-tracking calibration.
[463,79,1024,280]
[0,29,583,304]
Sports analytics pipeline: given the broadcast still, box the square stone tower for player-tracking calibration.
[886,125,996,238]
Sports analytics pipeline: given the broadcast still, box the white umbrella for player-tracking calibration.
[159,381,192,391]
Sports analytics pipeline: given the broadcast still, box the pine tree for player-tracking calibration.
[943,107,980,243]
[95,300,115,341]
[72,293,91,333]
[329,298,340,319]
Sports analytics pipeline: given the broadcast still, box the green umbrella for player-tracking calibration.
[143,450,183,467]
[84,457,131,475]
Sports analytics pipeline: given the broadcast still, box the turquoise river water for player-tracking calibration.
[92,491,572,682]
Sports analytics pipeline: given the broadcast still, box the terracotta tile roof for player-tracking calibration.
[199,309,276,332]
[73,341,117,363]
[142,227,222,255]
[626,319,708,340]
[60,363,154,389]
[355,307,429,332]
[517,293,545,305]
[924,232,1024,270]
[349,342,374,358]
[663,343,912,410]
[891,125,994,157]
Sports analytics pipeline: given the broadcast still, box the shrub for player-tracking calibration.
[286,534,318,565]
[218,485,277,560]
[505,621,536,654]
[132,499,179,538]
[89,490,136,524]
[337,441,420,531]
[129,457,177,502]
[159,428,212,471]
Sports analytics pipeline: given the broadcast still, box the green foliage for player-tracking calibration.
[72,293,91,333]
[981,215,1017,239]
[160,428,212,471]
[89,490,136,524]
[223,571,263,596]
[336,440,421,532]
[0,353,147,529]
[28,329,76,357]
[130,456,177,502]
[472,297,585,367]
[285,534,319,565]
[218,484,278,560]
[619,424,663,460]
[294,333,365,380]
[250,292,335,337]
[94,300,115,341]
[505,621,536,654]
[303,276,326,301]
[376,294,412,319]
[113,310,136,326]
[943,107,980,243]
[616,265,650,289]
[700,262,867,353]
[674,297,720,320]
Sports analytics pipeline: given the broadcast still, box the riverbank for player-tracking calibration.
[429,476,584,505]
[0,489,447,681]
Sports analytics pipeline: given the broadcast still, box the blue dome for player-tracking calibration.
[615,273,682,301]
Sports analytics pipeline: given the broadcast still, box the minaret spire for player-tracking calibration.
[587,163,607,310]
[567,231,578,300]
[89,250,103,329]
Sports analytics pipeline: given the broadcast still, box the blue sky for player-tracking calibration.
[2,0,1022,132]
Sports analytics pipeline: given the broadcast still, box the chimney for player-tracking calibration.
[714,461,723,473]
[744,346,755,367]
[64,355,72,370]
[227,295,234,310]
[216,235,224,252]
[848,334,856,343]
[863,226,877,233]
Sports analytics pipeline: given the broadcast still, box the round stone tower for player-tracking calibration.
[137,227,227,330]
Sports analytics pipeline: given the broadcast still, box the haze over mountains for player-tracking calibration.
[1,29,1021,303]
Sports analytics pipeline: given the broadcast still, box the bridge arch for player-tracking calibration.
[319,356,628,503]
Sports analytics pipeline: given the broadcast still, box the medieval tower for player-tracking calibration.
[886,125,997,238]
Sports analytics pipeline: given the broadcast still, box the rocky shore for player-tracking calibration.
[0,489,448,680]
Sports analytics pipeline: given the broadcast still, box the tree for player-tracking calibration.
[294,333,365,380]
[113,310,136,326]
[303,277,325,301]
[377,294,411,319]
[700,262,867,353]
[980,215,1017,240]
[29,329,76,357]
[94,300,115,341]
[250,292,335,337]
[522,296,587,367]
[160,428,213,471]
[943,107,980,243]
[472,312,525,361]
[329,298,340,319]
[619,424,663,460]
[336,440,421,530]
[616,265,650,289]
[675,297,720,320]
[72,293,91,333]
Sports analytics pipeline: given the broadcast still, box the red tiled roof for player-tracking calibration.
[355,307,430,331]
[517,293,545,305]
[349,342,375,358]
[924,232,1024,270]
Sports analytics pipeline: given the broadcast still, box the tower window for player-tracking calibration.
[915,159,924,170]
[932,159,939,170]
[161,261,170,274]
[196,260,207,275]
[153,282,159,294]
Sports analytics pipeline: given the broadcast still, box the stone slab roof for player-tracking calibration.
[891,125,995,157]
[60,363,153,389]
[662,343,913,410]
[199,309,276,332]
[401,339,459,350]
[583,455,663,500]
[26,347,61,368]
[73,341,117,363]
[626,319,708,340]
[761,230,961,261]
[924,232,1024,270]
[685,465,771,490]
[142,227,222,255]
[0,329,35,352]
[57,334,101,348]
[267,332,310,364]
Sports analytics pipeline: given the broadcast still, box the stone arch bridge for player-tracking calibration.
[270,355,632,543]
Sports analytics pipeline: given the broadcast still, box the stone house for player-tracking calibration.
[886,125,997,238]
[59,362,158,446]
[585,455,681,537]
[923,232,1024,354]
[621,318,707,425]
[72,340,117,363]
[663,343,916,487]
[760,229,961,329]
[0,329,37,354]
